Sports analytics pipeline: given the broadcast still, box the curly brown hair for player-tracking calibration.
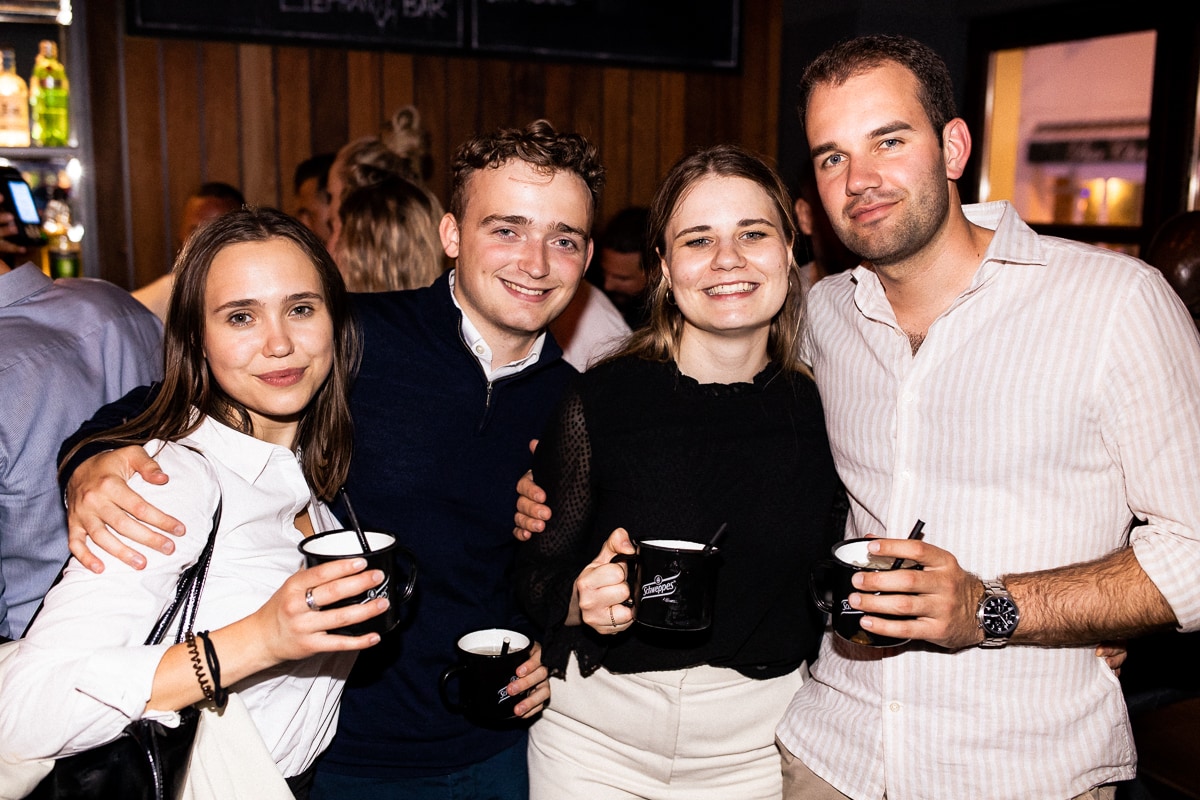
[447,119,605,230]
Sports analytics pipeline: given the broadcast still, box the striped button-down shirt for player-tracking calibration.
[778,201,1200,800]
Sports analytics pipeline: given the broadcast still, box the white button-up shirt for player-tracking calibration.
[0,416,353,778]
[778,201,1200,799]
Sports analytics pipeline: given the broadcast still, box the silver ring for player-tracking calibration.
[609,606,618,629]
[305,587,321,612]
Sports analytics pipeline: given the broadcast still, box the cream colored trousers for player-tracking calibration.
[528,654,805,800]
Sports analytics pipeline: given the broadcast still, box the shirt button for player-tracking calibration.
[475,345,486,355]
[902,392,916,403]
[889,702,901,713]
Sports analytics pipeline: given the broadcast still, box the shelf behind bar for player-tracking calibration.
[0,147,82,162]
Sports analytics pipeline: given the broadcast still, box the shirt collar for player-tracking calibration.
[0,263,54,308]
[849,200,1047,320]
[447,269,546,380]
[182,413,301,488]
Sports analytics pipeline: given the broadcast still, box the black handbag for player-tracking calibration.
[28,492,223,800]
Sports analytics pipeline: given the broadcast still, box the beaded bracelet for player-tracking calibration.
[184,630,216,705]
[195,630,228,709]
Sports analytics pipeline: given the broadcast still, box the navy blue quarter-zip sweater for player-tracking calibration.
[317,273,576,778]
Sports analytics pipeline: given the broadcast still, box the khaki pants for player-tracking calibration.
[777,736,1117,800]
[529,655,805,800]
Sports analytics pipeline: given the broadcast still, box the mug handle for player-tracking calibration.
[392,544,419,605]
[609,553,637,609]
[438,664,466,713]
[809,559,838,613]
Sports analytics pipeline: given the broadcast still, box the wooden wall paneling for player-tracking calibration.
[346,50,383,142]
[629,69,664,209]
[161,40,203,262]
[509,62,546,131]
[740,0,780,160]
[565,65,604,145]
[479,60,514,133]
[199,43,242,190]
[308,48,349,156]
[411,56,447,196]
[381,52,416,126]
[123,37,167,289]
[600,68,633,223]
[541,63,575,136]
[84,0,133,286]
[275,46,313,210]
[440,57,481,205]
[237,44,279,208]
[656,72,687,183]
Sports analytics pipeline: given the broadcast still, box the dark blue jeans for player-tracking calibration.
[310,737,528,800]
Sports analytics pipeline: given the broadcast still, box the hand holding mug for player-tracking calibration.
[848,536,984,650]
[573,527,637,633]
[439,630,548,723]
[250,558,389,662]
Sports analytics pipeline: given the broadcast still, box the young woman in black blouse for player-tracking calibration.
[516,145,841,799]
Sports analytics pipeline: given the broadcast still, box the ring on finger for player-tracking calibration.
[305,587,321,612]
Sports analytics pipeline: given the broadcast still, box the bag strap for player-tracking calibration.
[144,448,223,646]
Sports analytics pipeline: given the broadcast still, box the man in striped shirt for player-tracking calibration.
[775,34,1200,800]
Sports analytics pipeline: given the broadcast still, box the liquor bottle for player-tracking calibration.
[0,48,30,147]
[29,40,68,147]
[49,231,80,278]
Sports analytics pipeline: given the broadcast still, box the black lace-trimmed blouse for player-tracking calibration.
[516,355,842,680]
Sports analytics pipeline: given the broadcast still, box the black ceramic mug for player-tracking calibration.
[611,539,720,631]
[438,629,532,724]
[810,537,917,647]
[298,529,417,636]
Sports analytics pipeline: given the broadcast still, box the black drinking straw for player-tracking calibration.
[888,519,926,570]
[501,637,511,656]
[339,488,372,554]
[702,522,729,555]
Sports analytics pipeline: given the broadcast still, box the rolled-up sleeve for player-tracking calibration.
[1104,270,1200,631]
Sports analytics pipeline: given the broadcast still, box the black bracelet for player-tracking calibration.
[195,630,228,709]
[184,630,215,705]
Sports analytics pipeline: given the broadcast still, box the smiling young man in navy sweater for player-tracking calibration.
[59,119,605,799]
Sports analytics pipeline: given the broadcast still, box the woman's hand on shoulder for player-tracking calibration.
[573,527,636,634]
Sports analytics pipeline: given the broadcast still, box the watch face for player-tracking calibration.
[982,596,1019,635]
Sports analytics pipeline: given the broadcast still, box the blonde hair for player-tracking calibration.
[335,174,447,292]
[333,105,431,196]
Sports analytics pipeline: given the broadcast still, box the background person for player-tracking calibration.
[517,144,840,799]
[592,205,651,329]
[328,172,447,292]
[1144,209,1200,332]
[133,182,245,322]
[293,153,337,247]
[0,205,161,640]
[0,208,385,797]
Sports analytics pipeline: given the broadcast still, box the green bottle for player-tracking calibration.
[30,40,68,147]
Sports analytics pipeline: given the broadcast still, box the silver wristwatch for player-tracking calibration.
[977,579,1019,648]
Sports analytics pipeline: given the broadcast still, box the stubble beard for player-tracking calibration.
[836,181,950,270]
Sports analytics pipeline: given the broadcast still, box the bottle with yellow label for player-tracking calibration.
[0,48,31,147]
